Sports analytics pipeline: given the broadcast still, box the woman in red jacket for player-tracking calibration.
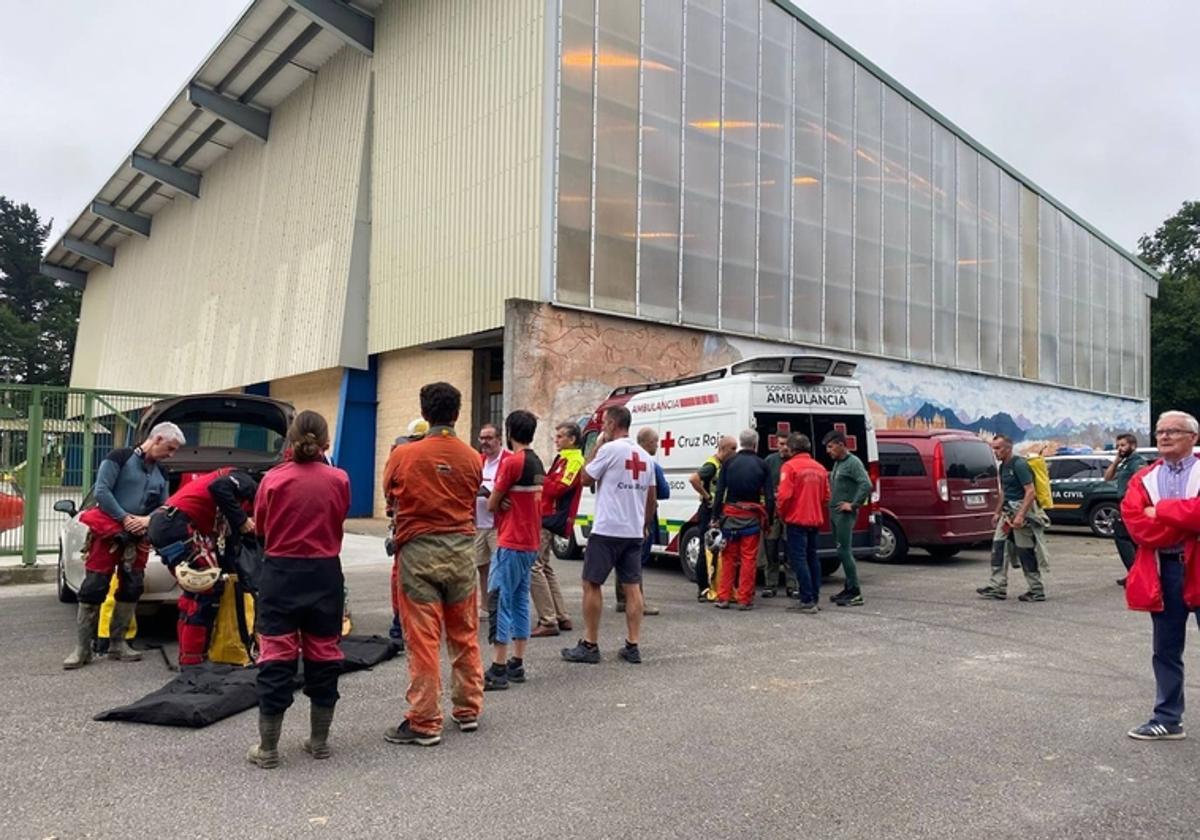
[247,411,351,769]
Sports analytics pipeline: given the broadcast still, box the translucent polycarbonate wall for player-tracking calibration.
[551,0,1151,397]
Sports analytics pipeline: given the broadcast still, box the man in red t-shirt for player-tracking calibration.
[483,410,545,690]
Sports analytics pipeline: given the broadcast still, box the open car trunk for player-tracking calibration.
[137,394,295,475]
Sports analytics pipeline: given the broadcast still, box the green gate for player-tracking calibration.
[0,385,171,564]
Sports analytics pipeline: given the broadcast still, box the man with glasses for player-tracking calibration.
[1103,432,1148,587]
[474,424,510,609]
[1121,411,1200,741]
[976,434,1050,603]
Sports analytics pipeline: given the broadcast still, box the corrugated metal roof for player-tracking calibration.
[41,0,380,286]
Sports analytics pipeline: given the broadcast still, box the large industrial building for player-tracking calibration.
[42,0,1157,516]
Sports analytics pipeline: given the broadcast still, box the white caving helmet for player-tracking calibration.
[176,559,221,593]
[704,527,726,553]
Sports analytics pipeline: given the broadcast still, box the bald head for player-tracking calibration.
[716,435,737,462]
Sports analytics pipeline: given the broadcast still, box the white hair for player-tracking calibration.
[147,422,186,446]
[739,429,759,450]
[1157,411,1200,436]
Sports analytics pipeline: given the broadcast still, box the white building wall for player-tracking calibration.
[70,48,373,393]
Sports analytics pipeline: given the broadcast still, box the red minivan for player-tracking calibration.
[874,430,997,562]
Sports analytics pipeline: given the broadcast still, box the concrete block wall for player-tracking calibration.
[373,348,474,518]
[270,367,344,444]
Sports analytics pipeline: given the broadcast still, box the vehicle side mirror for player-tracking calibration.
[53,499,78,518]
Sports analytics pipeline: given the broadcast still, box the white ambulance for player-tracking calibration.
[562,355,881,581]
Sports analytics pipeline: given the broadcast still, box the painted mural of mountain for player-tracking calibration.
[907,402,1027,440]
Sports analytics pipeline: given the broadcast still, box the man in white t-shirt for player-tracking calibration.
[561,405,656,665]
[475,424,509,617]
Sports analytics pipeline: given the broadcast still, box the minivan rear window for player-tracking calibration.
[879,442,925,477]
[943,440,997,482]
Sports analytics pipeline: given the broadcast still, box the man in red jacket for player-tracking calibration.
[1120,410,1200,741]
[775,432,830,614]
[147,468,258,666]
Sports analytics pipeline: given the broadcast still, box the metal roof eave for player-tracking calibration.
[40,0,379,282]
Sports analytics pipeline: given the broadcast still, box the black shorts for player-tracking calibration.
[582,534,643,586]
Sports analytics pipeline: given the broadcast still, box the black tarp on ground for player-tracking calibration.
[93,635,402,728]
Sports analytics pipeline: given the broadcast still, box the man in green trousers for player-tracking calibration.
[823,430,872,607]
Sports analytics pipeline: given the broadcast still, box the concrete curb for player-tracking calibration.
[0,565,57,586]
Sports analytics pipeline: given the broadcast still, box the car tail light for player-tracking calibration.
[932,443,949,502]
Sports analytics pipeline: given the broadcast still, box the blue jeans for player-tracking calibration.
[785,524,821,604]
[1151,557,1200,725]
[488,548,536,645]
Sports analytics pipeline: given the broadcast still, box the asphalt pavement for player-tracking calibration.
[1,531,1196,840]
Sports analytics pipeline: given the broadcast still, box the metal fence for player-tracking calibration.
[0,385,171,564]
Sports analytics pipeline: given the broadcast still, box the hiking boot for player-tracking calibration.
[557,618,573,632]
[63,603,100,670]
[247,712,284,769]
[452,715,479,733]
[484,664,509,691]
[505,658,526,683]
[302,704,335,760]
[976,587,1006,600]
[384,720,441,747]
[1017,591,1046,602]
[618,642,642,664]
[787,602,819,614]
[561,640,601,664]
[530,622,560,638]
[760,588,777,599]
[1127,721,1185,741]
[106,602,143,662]
[714,601,731,610]
[828,587,849,604]
[835,587,863,607]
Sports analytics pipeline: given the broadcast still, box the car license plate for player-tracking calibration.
[964,494,986,508]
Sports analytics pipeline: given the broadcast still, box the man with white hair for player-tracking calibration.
[712,429,774,610]
[1119,410,1200,741]
[63,422,184,669]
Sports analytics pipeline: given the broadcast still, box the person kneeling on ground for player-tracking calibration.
[147,467,257,666]
[483,410,545,690]
[247,411,350,769]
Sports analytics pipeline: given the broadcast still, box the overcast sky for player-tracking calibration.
[1,0,1196,255]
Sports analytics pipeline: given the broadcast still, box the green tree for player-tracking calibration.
[1139,200,1200,421]
[0,197,81,384]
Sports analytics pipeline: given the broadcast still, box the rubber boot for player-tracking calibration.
[303,704,335,760]
[63,603,100,670]
[106,602,143,662]
[247,712,285,769]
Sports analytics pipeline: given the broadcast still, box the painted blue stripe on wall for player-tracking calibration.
[331,357,378,517]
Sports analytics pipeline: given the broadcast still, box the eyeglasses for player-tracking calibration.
[1156,428,1196,438]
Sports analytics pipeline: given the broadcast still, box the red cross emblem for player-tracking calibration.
[625,451,647,481]
[833,422,858,450]
[767,421,792,451]
[660,431,676,457]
